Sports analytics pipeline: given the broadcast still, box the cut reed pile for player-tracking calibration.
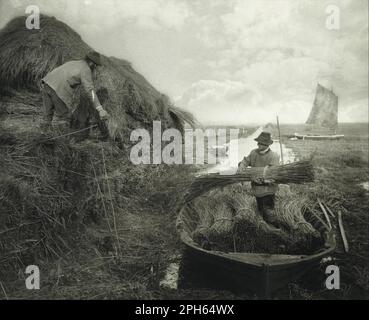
[0,15,196,140]
[0,123,127,281]
[0,120,202,298]
[185,160,314,202]
[184,184,324,254]
[0,117,199,296]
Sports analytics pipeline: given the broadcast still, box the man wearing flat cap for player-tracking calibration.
[237,131,280,226]
[40,51,109,132]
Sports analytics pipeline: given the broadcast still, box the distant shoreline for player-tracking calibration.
[199,122,368,127]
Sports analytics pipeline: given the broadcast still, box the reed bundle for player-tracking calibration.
[189,196,215,243]
[182,183,324,254]
[229,192,292,253]
[185,160,314,202]
[187,194,234,250]
[207,194,234,237]
[275,196,318,235]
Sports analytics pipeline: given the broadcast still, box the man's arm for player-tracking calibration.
[270,153,280,166]
[237,153,252,174]
[80,66,109,120]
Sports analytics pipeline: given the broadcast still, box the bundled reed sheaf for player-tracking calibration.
[185,160,314,202]
[186,196,215,245]
[229,192,292,253]
[0,15,196,140]
[275,192,320,239]
[184,184,324,254]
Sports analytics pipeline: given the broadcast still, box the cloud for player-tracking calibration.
[176,80,289,125]
[1,0,192,31]
[180,58,195,67]
[177,0,368,124]
[1,0,367,124]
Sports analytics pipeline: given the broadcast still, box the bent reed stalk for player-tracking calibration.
[185,160,314,202]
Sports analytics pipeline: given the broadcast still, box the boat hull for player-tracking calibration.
[294,133,344,140]
[177,207,336,297]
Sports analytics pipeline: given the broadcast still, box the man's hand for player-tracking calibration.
[252,177,276,185]
[96,105,109,121]
[252,177,264,185]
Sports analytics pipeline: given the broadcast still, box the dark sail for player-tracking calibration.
[305,84,338,131]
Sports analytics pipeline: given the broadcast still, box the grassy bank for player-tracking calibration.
[277,137,369,299]
[0,118,197,300]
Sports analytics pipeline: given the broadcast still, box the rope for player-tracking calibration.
[263,166,269,179]
[296,221,314,229]
[213,218,234,222]
[44,124,98,141]
[236,207,251,214]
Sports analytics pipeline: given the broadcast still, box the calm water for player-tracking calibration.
[187,122,368,174]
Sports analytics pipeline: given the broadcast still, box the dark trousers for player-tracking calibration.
[41,83,92,138]
[256,195,275,215]
[41,82,70,123]
[41,84,109,140]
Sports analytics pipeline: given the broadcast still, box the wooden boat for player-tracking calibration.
[294,133,345,140]
[176,204,336,297]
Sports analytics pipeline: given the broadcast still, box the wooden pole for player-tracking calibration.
[318,198,332,230]
[337,210,349,253]
[320,200,336,218]
[276,116,284,164]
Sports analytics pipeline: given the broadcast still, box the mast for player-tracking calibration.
[276,116,284,165]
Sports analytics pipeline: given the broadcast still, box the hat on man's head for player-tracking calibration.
[85,51,102,66]
[255,131,273,145]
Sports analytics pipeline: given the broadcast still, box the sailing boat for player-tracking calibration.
[295,84,344,140]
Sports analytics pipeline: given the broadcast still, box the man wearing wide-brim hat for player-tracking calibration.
[40,51,109,134]
[237,131,280,226]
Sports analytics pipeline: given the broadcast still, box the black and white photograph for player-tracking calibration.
[0,0,368,306]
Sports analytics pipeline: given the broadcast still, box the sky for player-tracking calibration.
[1,0,368,125]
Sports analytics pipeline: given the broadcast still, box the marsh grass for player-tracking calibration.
[275,137,369,299]
[0,120,197,299]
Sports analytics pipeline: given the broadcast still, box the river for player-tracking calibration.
[206,126,298,174]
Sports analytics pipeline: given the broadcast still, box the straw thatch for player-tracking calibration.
[0,15,196,139]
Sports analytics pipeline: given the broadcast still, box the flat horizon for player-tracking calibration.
[197,121,369,127]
